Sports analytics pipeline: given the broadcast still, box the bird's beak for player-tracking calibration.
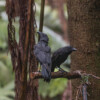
[37,31,43,37]
[72,48,77,51]
[37,31,41,35]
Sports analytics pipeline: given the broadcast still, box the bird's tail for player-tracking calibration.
[41,64,51,82]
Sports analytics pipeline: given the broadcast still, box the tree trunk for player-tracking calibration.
[67,0,100,100]
[26,1,39,100]
[6,0,39,100]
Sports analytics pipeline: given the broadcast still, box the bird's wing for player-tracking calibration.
[36,50,46,63]
[45,46,51,63]
[52,48,65,63]
[34,45,51,64]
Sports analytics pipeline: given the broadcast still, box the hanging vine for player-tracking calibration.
[6,0,18,71]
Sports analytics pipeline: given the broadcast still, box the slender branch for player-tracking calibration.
[39,0,45,32]
[87,74,100,80]
[30,70,100,80]
[30,70,82,80]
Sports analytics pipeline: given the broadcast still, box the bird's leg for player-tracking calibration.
[57,66,66,73]
[38,64,41,72]
[38,68,41,72]
[59,67,65,72]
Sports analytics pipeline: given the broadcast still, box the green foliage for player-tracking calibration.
[81,75,89,84]
[0,18,14,100]
[0,61,10,86]
[0,81,15,100]
[0,20,8,50]
[39,78,67,98]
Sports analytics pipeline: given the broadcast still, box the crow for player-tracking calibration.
[51,46,77,72]
[34,31,51,82]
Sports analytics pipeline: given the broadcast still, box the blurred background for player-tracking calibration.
[0,0,72,100]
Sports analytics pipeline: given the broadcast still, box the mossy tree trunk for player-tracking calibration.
[67,0,100,100]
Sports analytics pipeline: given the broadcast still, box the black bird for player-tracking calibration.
[51,46,77,72]
[34,31,51,82]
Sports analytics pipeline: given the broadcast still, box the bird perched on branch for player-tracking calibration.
[51,46,77,72]
[34,31,51,82]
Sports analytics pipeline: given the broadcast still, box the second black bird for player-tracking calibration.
[51,46,77,72]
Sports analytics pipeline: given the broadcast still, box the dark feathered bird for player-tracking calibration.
[51,46,77,72]
[34,31,51,82]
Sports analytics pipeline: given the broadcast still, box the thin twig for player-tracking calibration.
[87,74,100,80]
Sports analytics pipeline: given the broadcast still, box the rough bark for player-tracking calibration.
[26,0,38,100]
[6,0,19,17]
[6,0,38,100]
[15,0,28,100]
[67,0,100,100]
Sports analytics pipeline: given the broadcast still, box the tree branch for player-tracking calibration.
[30,70,82,80]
